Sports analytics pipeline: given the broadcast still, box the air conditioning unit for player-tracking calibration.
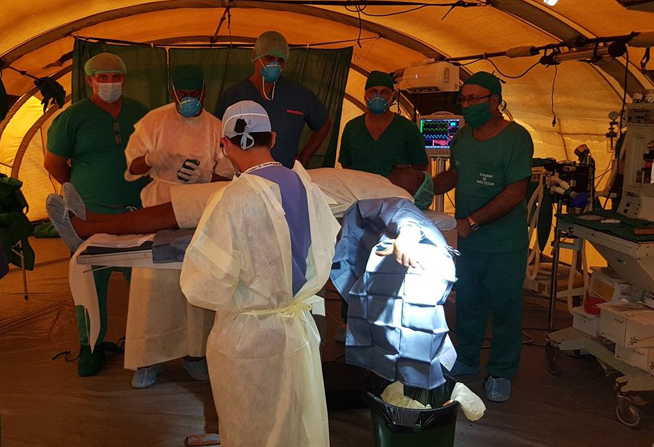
[396,62,460,93]
[615,0,654,12]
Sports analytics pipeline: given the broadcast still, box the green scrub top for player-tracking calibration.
[48,98,149,214]
[339,114,428,178]
[451,122,533,253]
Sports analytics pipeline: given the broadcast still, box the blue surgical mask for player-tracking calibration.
[178,97,202,118]
[261,62,282,83]
[173,87,202,118]
[367,95,389,114]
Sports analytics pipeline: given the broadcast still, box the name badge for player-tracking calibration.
[476,172,496,186]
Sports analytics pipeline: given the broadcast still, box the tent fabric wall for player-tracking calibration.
[1,1,653,221]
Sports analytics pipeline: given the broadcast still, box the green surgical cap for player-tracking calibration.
[254,31,290,61]
[172,65,204,90]
[365,71,394,90]
[84,53,127,76]
[462,71,502,97]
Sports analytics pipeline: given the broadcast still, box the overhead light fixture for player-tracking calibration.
[543,0,559,5]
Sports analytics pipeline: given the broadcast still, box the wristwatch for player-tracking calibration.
[466,216,480,232]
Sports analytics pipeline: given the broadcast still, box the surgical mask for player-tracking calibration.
[173,88,203,118]
[178,97,202,118]
[96,82,122,103]
[462,102,492,129]
[367,95,390,114]
[261,62,282,83]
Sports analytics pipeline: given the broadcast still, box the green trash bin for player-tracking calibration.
[366,379,458,447]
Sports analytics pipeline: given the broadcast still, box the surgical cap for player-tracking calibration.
[365,71,394,90]
[84,53,127,76]
[172,65,204,90]
[462,71,502,97]
[223,100,272,150]
[254,31,290,61]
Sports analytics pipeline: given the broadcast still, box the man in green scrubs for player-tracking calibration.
[44,52,149,376]
[433,71,533,402]
[339,71,433,209]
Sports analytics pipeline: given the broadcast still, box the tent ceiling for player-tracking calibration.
[2,0,653,220]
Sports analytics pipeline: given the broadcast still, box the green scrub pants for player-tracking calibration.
[75,267,131,347]
[454,247,527,378]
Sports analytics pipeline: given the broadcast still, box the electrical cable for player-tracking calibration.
[618,50,629,133]
[551,64,558,127]
[457,57,484,67]
[359,4,428,16]
[445,191,455,208]
[356,8,363,47]
[485,57,541,79]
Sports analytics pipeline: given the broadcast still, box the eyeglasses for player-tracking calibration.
[112,120,122,146]
[457,94,492,105]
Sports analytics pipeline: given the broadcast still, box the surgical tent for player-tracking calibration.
[0,0,653,222]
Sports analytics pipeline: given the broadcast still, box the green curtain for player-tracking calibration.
[170,46,353,168]
[72,39,169,110]
[72,40,352,168]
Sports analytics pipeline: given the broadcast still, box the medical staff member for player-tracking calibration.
[125,64,232,203]
[215,31,332,168]
[181,100,339,447]
[433,71,533,402]
[44,52,148,377]
[339,71,433,209]
[122,65,229,388]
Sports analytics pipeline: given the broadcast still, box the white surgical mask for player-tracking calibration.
[96,82,122,103]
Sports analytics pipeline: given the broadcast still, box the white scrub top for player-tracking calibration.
[124,103,233,207]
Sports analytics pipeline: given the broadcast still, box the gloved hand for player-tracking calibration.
[376,224,423,268]
[177,159,201,183]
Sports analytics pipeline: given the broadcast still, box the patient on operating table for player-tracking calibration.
[46,167,431,250]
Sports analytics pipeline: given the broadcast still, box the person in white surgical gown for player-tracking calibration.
[181,100,339,446]
[122,64,231,387]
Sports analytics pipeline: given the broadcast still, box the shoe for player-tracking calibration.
[46,194,83,253]
[184,433,221,446]
[131,364,164,389]
[78,345,105,377]
[62,182,86,220]
[183,357,209,381]
[484,376,511,402]
[450,359,480,378]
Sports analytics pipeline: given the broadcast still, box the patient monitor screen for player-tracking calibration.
[420,118,462,150]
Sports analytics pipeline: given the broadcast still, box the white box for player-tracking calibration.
[397,62,459,92]
[571,306,599,337]
[598,302,649,345]
[615,344,651,372]
[625,311,654,348]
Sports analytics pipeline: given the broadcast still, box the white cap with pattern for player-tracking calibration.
[222,100,272,150]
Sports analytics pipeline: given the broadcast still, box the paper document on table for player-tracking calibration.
[85,233,155,248]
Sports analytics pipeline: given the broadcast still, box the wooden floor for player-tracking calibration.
[1,238,654,447]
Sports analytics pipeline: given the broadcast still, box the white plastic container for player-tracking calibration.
[625,311,654,348]
[572,306,599,337]
[615,344,653,374]
[598,302,650,345]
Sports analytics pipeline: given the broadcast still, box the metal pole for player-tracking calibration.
[548,201,563,331]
